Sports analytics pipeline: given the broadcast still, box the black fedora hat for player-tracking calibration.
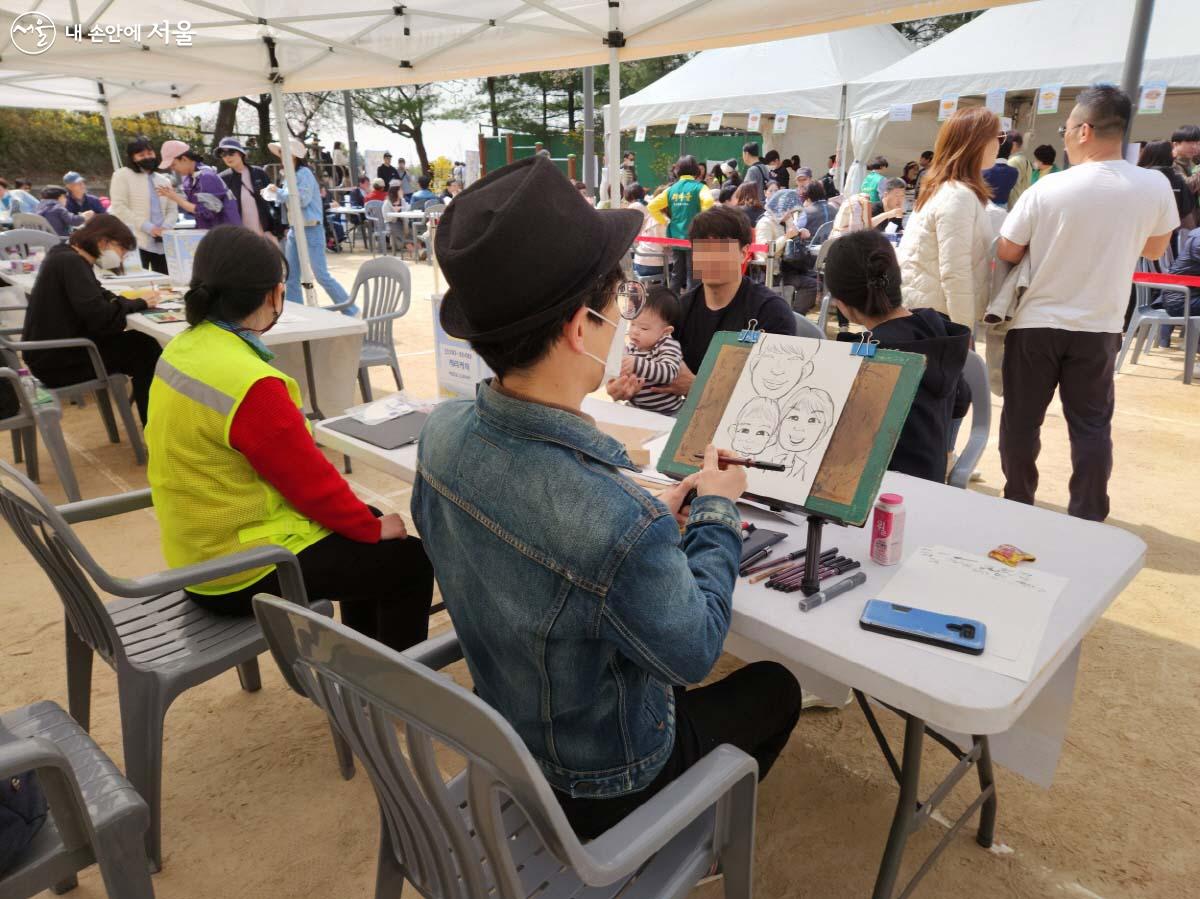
[436,155,642,342]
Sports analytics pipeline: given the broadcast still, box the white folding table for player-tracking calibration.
[315,397,1145,899]
[127,303,366,417]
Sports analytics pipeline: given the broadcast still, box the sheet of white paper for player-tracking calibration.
[711,334,861,505]
[639,434,676,484]
[874,545,1067,682]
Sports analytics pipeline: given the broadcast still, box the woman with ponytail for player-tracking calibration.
[146,225,433,650]
[825,230,971,482]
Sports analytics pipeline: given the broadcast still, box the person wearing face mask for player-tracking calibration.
[145,225,434,650]
[412,156,802,841]
[108,135,179,274]
[19,214,162,423]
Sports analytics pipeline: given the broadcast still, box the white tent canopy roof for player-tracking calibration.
[617,25,913,127]
[1,0,1008,116]
[847,0,1200,116]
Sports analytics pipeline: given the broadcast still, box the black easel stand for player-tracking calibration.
[800,514,830,596]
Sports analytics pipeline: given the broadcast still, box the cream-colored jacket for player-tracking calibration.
[108,166,178,252]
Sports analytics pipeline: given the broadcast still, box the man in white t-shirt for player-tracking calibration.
[997,85,1178,522]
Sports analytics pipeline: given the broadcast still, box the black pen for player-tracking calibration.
[739,547,771,573]
[691,453,787,472]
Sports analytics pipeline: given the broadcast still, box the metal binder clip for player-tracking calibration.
[850,330,880,358]
[738,318,763,344]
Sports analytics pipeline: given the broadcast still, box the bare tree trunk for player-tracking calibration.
[413,127,431,175]
[487,76,499,137]
[213,98,239,148]
[567,83,576,132]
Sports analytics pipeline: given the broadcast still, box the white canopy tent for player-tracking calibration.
[0,0,1018,299]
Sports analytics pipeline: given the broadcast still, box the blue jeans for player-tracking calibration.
[632,262,664,278]
[1154,289,1200,346]
[285,222,353,312]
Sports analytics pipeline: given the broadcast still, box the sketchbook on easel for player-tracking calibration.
[658,330,926,526]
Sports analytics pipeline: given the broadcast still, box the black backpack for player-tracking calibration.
[0,770,48,874]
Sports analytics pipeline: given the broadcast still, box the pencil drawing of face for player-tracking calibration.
[748,340,818,400]
[728,397,780,456]
[777,387,835,454]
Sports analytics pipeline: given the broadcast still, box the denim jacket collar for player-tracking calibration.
[475,379,638,472]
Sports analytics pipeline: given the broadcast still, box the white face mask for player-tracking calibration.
[96,248,123,270]
[583,308,629,382]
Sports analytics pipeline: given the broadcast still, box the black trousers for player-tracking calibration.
[999,328,1121,522]
[556,661,802,840]
[31,330,161,425]
[669,247,691,292]
[138,249,169,274]
[188,530,435,653]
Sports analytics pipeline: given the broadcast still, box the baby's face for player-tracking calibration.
[750,354,803,399]
[730,413,776,455]
[778,404,827,452]
[628,309,671,351]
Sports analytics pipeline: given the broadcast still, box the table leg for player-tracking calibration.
[301,340,325,421]
[975,734,997,849]
[872,715,924,899]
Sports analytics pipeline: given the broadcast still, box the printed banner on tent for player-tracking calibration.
[635,125,647,142]
[674,114,690,135]
[985,88,1006,115]
[888,104,912,123]
[708,111,723,132]
[772,112,788,134]
[1139,81,1167,115]
[937,95,958,122]
[747,110,761,131]
[1037,84,1062,115]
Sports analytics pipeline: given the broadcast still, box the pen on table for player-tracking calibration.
[797,571,868,612]
[784,561,861,594]
[691,453,787,472]
[745,547,809,576]
[739,547,772,573]
[765,550,840,587]
[772,558,851,591]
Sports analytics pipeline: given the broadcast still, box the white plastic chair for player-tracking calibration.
[1117,255,1195,384]
[326,257,412,400]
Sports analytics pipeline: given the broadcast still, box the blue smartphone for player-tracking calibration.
[859,600,986,655]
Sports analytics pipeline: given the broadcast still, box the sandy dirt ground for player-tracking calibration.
[2,250,1198,899]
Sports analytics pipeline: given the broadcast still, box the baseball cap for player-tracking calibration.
[158,140,191,170]
[63,171,85,186]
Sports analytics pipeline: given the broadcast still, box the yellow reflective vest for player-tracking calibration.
[146,321,329,594]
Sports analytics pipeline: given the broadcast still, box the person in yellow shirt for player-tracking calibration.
[646,155,714,290]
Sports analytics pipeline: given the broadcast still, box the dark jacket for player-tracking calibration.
[65,192,105,215]
[983,162,1019,207]
[220,164,280,236]
[1150,165,1196,222]
[838,308,970,483]
[376,163,400,186]
[21,244,148,378]
[33,199,84,237]
[675,276,797,374]
[348,187,367,208]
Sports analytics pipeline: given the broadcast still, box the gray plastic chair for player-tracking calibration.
[0,700,154,898]
[11,214,60,237]
[0,335,146,466]
[0,227,61,259]
[253,595,759,899]
[808,219,834,247]
[363,200,391,257]
[328,257,411,401]
[1,367,81,502]
[0,460,349,872]
[1117,255,1195,384]
[414,203,445,259]
[949,350,990,489]
[793,312,824,340]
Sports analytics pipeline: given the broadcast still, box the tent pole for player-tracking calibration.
[606,3,622,208]
[269,79,317,306]
[97,82,121,173]
[835,83,849,193]
[343,90,360,183]
[583,67,595,195]
[1120,0,1155,148]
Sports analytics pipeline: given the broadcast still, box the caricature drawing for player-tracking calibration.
[769,387,835,479]
[747,339,819,400]
[728,396,781,457]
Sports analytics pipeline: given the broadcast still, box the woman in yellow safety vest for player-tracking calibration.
[145,225,433,649]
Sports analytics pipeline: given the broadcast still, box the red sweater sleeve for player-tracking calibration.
[229,378,382,543]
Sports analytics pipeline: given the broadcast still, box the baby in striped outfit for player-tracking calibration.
[620,286,685,415]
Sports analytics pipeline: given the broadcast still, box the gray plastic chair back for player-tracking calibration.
[949,350,990,489]
[0,367,81,502]
[12,213,58,236]
[809,219,834,247]
[350,256,411,349]
[364,200,389,251]
[423,202,446,218]
[793,312,824,340]
[254,596,758,899]
[0,228,60,257]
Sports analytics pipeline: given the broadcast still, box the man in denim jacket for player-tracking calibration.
[413,156,801,839]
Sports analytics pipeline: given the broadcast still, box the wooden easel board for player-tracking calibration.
[658,332,925,527]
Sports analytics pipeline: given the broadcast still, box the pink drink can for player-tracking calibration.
[870,493,905,566]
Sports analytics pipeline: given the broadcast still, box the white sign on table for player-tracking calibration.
[431,294,494,398]
[707,111,723,132]
[937,95,958,122]
[747,111,761,132]
[1037,83,1062,115]
[635,125,647,143]
[772,112,788,134]
[674,114,690,135]
[1139,81,1167,115]
[161,229,207,287]
[985,87,1007,115]
[888,104,913,123]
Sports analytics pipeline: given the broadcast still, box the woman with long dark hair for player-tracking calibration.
[145,225,433,648]
[20,214,162,421]
[1139,139,1192,223]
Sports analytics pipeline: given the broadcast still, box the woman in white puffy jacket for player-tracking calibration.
[896,107,1001,326]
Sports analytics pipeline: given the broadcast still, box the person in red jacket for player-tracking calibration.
[152,225,433,649]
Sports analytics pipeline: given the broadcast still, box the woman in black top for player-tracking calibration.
[20,214,163,423]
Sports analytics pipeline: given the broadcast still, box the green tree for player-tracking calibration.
[893,12,982,47]
[352,85,438,173]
